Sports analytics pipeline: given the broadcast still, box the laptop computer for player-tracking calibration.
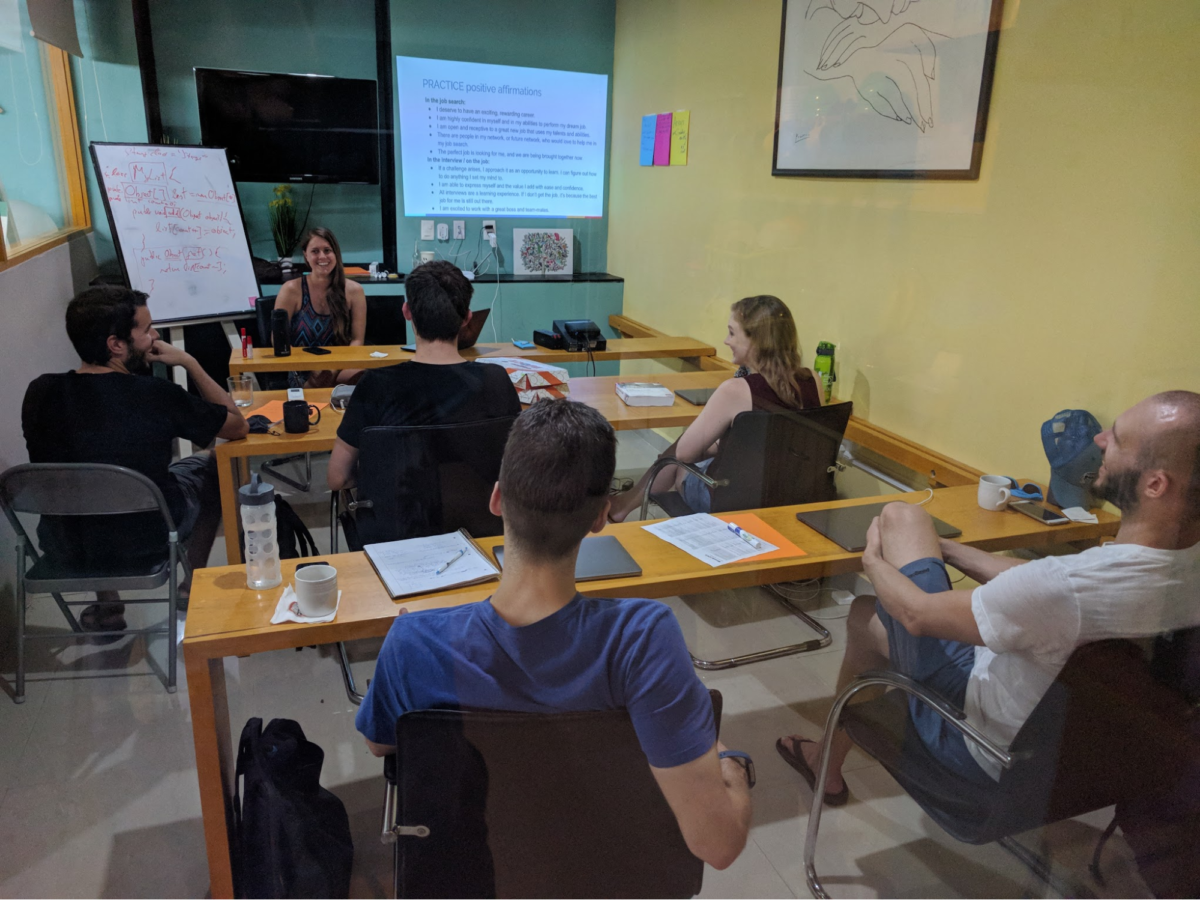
[493,535,642,582]
[675,387,717,406]
[400,308,491,352]
[796,501,962,553]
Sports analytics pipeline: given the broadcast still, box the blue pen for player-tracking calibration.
[726,523,764,550]
[435,548,466,575]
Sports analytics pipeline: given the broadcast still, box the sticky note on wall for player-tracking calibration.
[639,114,656,166]
[670,110,690,165]
[653,113,672,166]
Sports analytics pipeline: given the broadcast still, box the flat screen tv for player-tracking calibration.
[195,68,379,184]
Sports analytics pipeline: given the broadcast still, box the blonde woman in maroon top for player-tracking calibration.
[609,295,823,522]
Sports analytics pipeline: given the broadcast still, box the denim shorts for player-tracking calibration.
[679,458,714,512]
[875,557,993,784]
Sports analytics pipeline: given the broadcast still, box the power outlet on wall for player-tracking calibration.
[420,219,435,240]
[453,220,465,240]
[482,220,497,248]
[436,223,449,241]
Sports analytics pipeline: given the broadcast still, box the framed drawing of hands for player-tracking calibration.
[772,0,1004,179]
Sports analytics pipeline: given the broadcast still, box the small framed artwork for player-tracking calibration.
[772,0,1004,179]
[512,228,574,276]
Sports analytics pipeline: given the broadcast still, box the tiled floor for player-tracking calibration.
[0,435,1153,898]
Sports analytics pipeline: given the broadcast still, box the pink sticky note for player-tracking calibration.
[653,113,672,166]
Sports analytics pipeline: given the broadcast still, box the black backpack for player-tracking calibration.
[274,496,318,559]
[234,717,354,898]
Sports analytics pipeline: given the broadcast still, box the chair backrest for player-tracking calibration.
[353,417,515,546]
[391,692,721,898]
[992,636,1200,831]
[365,295,406,345]
[706,401,852,513]
[0,463,172,521]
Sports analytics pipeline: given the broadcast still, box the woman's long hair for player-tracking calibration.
[302,227,351,343]
[731,295,805,407]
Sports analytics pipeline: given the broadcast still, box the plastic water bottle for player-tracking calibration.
[814,341,836,404]
[239,474,281,590]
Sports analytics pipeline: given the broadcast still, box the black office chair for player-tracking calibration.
[254,294,408,494]
[639,403,853,669]
[381,690,723,899]
[803,636,1200,898]
[333,417,517,702]
[0,464,187,701]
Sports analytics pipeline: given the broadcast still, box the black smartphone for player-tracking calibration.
[1011,501,1070,525]
[296,561,330,569]
[302,346,332,355]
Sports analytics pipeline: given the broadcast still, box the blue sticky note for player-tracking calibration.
[639,114,656,166]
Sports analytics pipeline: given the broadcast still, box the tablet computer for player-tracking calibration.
[675,387,717,406]
[796,501,961,553]
[493,535,642,582]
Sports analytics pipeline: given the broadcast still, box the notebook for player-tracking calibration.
[492,535,642,582]
[364,529,499,599]
[795,502,961,553]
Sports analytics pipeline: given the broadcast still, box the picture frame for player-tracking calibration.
[512,228,574,277]
[772,0,1004,179]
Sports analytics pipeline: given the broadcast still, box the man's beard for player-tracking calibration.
[124,346,151,374]
[1091,463,1142,513]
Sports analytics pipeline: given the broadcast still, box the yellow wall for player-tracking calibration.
[608,0,1200,479]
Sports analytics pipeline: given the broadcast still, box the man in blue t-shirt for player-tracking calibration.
[356,400,752,869]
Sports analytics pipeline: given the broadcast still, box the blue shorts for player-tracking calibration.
[679,458,714,512]
[875,557,992,784]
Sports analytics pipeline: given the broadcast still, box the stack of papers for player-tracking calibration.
[643,513,779,567]
[364,529,499,598]
[615,382,674,407]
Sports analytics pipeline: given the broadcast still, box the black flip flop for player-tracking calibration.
[776,737,850,806]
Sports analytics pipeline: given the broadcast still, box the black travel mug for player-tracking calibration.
[271,308,291,357]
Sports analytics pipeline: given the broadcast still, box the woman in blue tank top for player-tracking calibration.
[273,227,367,389]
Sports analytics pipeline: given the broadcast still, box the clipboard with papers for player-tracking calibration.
[363,529,500,599]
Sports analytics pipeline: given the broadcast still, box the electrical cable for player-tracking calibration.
[297,183,316,237]
[767,581,852,619]
[11,53,44,166]
[82,1,108,140]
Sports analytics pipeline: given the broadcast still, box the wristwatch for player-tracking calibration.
[718,749,756,788]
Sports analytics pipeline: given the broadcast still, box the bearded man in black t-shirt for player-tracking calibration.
[22,286,249,635]
[327,260,520,491]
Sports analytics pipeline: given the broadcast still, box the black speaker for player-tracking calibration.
[271,308,291,357]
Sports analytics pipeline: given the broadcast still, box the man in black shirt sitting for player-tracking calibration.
[22,286,249,634]
[327,260,520,490]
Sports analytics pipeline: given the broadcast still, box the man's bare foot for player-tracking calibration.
[607,490,640,523]
[778,735,846,796]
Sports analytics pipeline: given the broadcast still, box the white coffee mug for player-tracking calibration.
[294,564,338,617]
[977,475,1012,511]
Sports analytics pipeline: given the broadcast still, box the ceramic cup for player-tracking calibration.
[294,564,338,617]
[977,475,1012,511]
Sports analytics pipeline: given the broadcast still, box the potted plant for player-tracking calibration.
[268,185,301,266]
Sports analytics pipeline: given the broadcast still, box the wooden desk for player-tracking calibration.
[185,485,1119,897]
[228,336,718,375]
[214,371,734,564]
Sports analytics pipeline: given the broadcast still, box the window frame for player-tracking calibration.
[0,41,92,272]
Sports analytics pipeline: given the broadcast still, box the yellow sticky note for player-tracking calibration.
[670,110,689,165]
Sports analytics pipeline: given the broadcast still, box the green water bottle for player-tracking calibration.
[813,341,836,404]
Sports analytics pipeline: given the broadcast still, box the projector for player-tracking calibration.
[552,319,607,353]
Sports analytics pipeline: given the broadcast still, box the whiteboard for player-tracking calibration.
[90,143,261,323]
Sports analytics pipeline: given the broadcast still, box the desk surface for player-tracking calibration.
[229,336,717,374]
[184,485,1119,659]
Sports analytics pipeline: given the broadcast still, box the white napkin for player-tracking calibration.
[369,351,389,358]
[270,584,342,624]
[1062,507,1099,524]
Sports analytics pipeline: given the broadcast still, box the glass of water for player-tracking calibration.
[227,374,254,408]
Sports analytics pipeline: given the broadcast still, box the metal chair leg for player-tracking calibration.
[337,641,364,705]
[261,452,313,492]
[166,537,178,694]
[330,490,340,554]
[15,540,26,704]
[689,592,832,670]
[998,835,1097,899]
